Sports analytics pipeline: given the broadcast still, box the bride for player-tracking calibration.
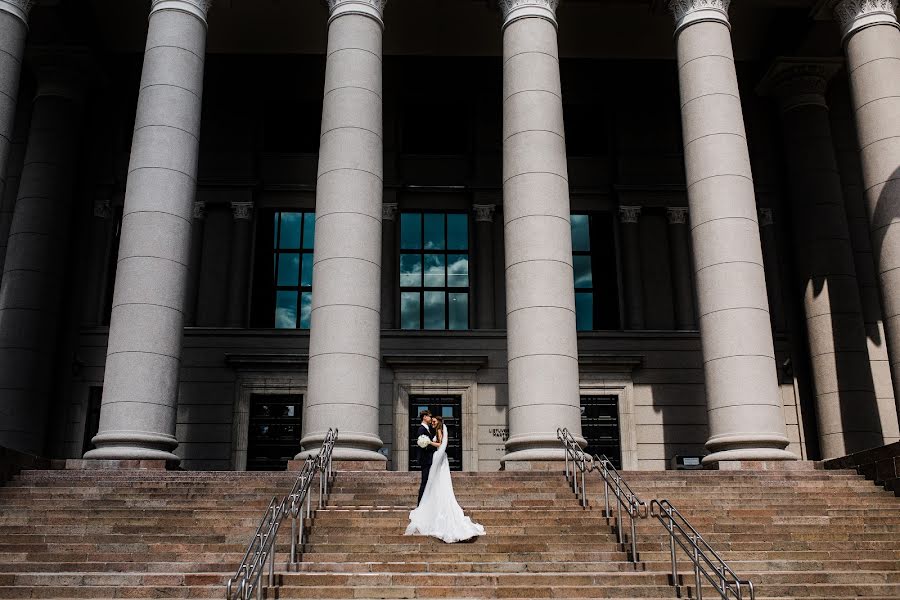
[405,416,485,543]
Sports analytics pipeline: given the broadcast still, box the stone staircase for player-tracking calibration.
[0,465,897,598]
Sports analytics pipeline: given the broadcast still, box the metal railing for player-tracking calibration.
[557,428,755,599]
[557,427,645,560]
[650,499,755,600]
[225,429,338,600]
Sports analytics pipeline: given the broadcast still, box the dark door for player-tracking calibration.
[247,394,302,471]
[409,395,462,472]
[82,387,103,455]
[580,395,622,469]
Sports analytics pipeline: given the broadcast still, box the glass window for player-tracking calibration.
[271,211,315,329]
[399,212,470,330]
[571,213,621,331]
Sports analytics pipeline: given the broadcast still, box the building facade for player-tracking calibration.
[0,0,899,471]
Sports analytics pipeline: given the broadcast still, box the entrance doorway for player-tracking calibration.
[247,394,302,471]
[580,395,622,469]
[409,395,462,472]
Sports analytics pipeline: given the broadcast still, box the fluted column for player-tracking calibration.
[474,203,496,329]
[85,0,211,461]
[184,200,205,325]
[500,0,584,462]
[225,201,253,327]
[0,1,31,283]
[299,0,386,462]
[0,58,84,455]
[825,0,900,410]
[667,207,696,330]
[380,201,397,329]
[619,205,645,330]
[668,0,796,463]
[762,59,883,457]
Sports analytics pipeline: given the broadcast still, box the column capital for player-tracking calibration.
[667,0,731,34]
[382,202,398,221]
[757,58,843,112]
[666,207,689,225]
[0,0,33,24]
[619,205,642,224]
[758,207,774,227]
[327,0,386,28]
[473,204,497,223]
[93,198,112,220]
[230,201,253,221]
[193,200,207,221]
[499,0,559,30]
[825,0,899,42]
[151,0,212,25]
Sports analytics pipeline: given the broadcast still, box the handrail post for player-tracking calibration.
[615,486,624,545]
[604,476,610,517]
[668,509,678,588]
[693,533,702,600]
[580,466,586,508]
[629,504,637,560]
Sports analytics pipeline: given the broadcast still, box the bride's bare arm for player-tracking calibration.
[430,430,443,447]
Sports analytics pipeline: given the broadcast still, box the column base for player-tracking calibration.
[294,446,387,462]
[702,447,798,465]
[65,459,177,470]
[83,431,180,462]
[500,460,565,472]
[715,459,820,471]
[503,431,587,464]
[288,458,387,471]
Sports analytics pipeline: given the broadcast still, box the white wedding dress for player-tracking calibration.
[405,425,485,543]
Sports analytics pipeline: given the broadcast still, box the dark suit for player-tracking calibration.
[416,423,436,505]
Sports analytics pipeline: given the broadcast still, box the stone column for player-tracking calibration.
[619,205,645,330]
[500,0,584,462]
[299,0,386,462]
[830,82,899,439]
[225,201,253,327]
[762,59,883,457]
[184,200,205,325]
[0,1,31,280]
[667,207,696,330]
[474,203,496,329]
[826,0,900,410]
[668,0,796,463]
[85,0,211,461]
[757,208,788,333]
[380,201,397,329]
[0,59,84,455]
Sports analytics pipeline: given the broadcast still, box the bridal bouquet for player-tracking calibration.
[416,434,431,449]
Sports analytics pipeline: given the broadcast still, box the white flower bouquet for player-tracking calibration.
[416,434,431,449]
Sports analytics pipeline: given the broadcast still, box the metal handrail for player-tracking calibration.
[650,499,755,600]
[557,427,645,560]
[225,428,338,600]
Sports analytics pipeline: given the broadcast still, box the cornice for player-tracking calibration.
[150,0,212,25]
[827,0,899,42]
[667,0,731,35]
[499,0,559,30]
[327,0,387,28]
[0,0,33,25]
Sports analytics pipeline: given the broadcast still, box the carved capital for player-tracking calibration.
[0,0,34,24]
[667,0,731,34]
[473,204,496,223]
[619,205,642,224]
[231,201,253,221]
[193,201,207,221]
[666,207,689,225]
[93,198,112,220]
[382,202,398,221]
[327,0,386,27]
[151,0,213,25]
[757,58,843,112]
[829,0,899,42]
[758,208,774,227]
[499,0,559,30]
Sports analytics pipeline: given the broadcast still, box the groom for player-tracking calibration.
[416,410,437,505]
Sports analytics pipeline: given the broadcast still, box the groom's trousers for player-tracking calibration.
[417,464,431,505]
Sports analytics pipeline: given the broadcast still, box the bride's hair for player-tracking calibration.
[432,416,444,431]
